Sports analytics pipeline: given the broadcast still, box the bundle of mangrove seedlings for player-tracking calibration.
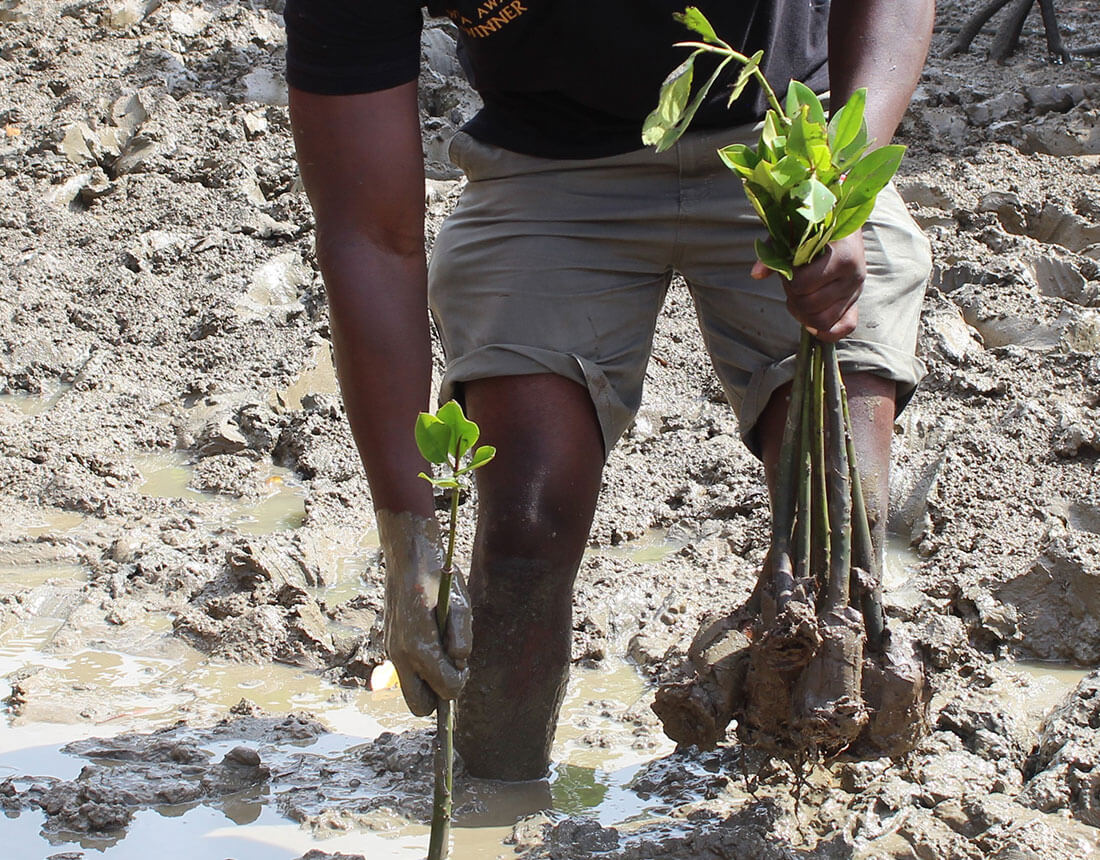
[645,8,930,762]
[651,330,930,761]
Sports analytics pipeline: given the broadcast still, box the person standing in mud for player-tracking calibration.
[283,1,935,781]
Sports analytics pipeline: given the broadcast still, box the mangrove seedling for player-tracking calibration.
[414,400,495,860]
[647,7,929,763]
[643,7,905,280]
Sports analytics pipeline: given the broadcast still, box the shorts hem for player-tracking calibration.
[438,345,633,459]
[737,340,928,457]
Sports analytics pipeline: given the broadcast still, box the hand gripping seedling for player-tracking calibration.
[646,8,929,764]
[414,400,495,860]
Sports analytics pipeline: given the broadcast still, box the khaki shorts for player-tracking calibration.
[428,126,932,457]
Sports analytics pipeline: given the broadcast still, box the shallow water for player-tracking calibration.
[1,623,668,859]
[1010,660,1093,714]
[0,383,73,416]
[0,525,950,859]
[0,523,676,860]
[135,452,307,535]
[0,387,1089,860]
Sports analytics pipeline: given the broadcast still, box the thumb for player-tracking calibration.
[751,260,770,280]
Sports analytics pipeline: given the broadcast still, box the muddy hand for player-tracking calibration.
[376,509,473,717]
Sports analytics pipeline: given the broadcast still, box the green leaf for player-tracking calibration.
[727,49,763,107]
[829,196,877,242]
[457,444,496,475]
[743,182,790,251]
[754,238,794,280]
[792,177,837,226]
[760,110,785,159]
[769,154,810,190]
[436,399,480,460]
[786,106,827,164]
[642,53,696,150]
[418,472,460,490]
[828,88,866,154]
[807,142,833,179]
[793,221,833,266]
[840,144,905,207]
[784,80,827,127]
[673,6,720,43]
[751,159,783,201]
[644,52,733,152]
[414,413,452,465]
[833,127,870,172]
[469,444,496,469]
[662,54,734,151]
[717,143,759,178]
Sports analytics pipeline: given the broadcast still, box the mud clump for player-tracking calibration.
[0,710,324,835]
[1021,670,1100,826]
[653,593,930,762]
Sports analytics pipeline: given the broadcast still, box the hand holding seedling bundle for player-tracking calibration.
[413,400,495,860]
[648,8,928,763]
[643,7,904,281]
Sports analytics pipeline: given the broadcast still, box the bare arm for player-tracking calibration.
[828,0,936,148]
[769,0,935,341]
[289,81,434,517]
[290,82,471,712]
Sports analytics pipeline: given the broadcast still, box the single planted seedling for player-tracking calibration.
[414,399,495,860]
[647,8,929,768]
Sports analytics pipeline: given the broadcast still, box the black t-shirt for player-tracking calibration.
[284,1,829,158]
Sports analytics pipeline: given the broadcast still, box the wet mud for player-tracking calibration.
[1,0,1100,857]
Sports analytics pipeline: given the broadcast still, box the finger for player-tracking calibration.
[751,260,770,280]
[785,268,862,323]
[786,292,859,340]
[444,590,473,667]
[414,640,469,700]
[395,664,437,717]
[786,246,865,299]
[784,278,859,317]
[811,304,860,343]
[787,300,856,340]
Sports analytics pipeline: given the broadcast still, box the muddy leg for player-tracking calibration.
[455,374,604,781]
[759,372,895,564]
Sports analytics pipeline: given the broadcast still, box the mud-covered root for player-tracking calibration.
[737,638,798,755]
[792,606,867,755]
[757,593,821,674]
[849,626,930,759]
[651,600,931,762]
[652,618,751,750]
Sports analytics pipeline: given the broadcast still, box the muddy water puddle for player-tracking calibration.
[1010,660,1093,714]
[0,383,74,417]
[0,532,678,859]
[3,527,1091,858]
[135,452,307,535]
[2,617,671,859]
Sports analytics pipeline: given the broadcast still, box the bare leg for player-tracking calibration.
[455,374,605,781]
[758,372,895,559]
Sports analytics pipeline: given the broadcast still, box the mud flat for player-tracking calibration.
[1,1,1099,857]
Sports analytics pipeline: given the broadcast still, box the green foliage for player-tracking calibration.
[643,6,907,276]
[415,400,496,490]
[672,6,721,42]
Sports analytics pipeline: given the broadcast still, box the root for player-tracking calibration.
[652,590,931,766]
[946,0,1072,63]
